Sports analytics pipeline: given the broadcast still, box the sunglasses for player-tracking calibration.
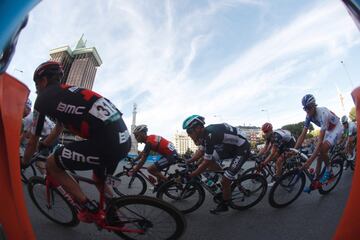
[186,128,194,134]
[303,106,312,111]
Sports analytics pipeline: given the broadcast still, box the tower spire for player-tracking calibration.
[75,34,86,49]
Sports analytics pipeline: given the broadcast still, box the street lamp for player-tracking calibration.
[340,60,354,88]
[261,109,270,122]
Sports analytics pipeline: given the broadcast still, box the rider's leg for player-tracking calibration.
[275,155,285,177]
[47,155,87,202]
[148,164,167,182]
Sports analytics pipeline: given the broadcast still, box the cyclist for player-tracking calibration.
[20,98,55,174]
[183,115,250,214]
[257,122,274,157]
[341,115,357,167]
[259,123,296,186]
[22,60,131,222]
[295,94,343,191]
[129,125,178,189]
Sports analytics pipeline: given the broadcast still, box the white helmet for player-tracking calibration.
[133,125,148,134]
[341,115,348,124]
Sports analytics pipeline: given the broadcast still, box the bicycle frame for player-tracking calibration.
[44,172,146,234]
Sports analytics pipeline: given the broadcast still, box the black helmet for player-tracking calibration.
[33,60,64,82]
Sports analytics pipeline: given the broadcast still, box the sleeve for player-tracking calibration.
[31,109,45,137]
[304,116,311,129]
[272,132,282,148]
[319,112,328,131]
[204,133,215,160]
[142,142,152,157]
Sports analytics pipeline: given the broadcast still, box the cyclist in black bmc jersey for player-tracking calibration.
[22,61,131,223]
[183,115,251,214]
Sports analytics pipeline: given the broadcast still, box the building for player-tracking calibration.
[174,131,198,155]
[237,126,262,143]
[49,36,102,143]
[49,34,102,89]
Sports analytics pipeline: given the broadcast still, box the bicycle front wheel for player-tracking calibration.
[268,170,305,208]
[27,176,79,227]
[106,195,186,240]
[113,172,147,196]
[21,164,36,184]
[319,158,343,195]
[230,174,267,210]
[156,180,205,214]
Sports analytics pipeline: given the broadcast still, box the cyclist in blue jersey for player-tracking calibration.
[295,94,343,191]
[183,115,251,214]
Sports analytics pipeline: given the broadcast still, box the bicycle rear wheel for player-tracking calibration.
[268,170,305,208]
[21,164,36,184]
[27,176,79,227]
[113,172,147,196]
[106,195,186,240]
[230,174,267,210]
[156,180,205,214]
[318,158,343,195]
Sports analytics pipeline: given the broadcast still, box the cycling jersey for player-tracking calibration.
[32,84,122,138]
[304,107,340,131]
[199,123,250,181]
[31,84,131,178]
[143,135,177,157]
[266,129,295,154]
[344,121,357,137]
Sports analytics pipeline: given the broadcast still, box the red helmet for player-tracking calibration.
[261,122,273,133]
[33,60,63,82]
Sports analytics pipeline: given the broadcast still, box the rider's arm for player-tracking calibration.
[188,159,211,178]
[304,130,325,167]
[258,142,270,156]
[42,121,63,146]
[186,148,204,163]
[132,152,147,172]
[262,145,279,165]
[294,127,308,149]
[22,133,40,165]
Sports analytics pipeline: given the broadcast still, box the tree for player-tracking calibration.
[349,106,356,122]
[281,121,314,138]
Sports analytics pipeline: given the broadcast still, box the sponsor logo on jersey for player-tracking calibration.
[61,148,100,165]
[57,102,86,115]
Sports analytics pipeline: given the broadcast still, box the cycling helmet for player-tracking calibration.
[25,98,32,109]
[261,122,273,133]
[341,115,348,124]
[301,94,316,107]
[33,60,64,82]
[133,124,148,134]
[182,115,205,130]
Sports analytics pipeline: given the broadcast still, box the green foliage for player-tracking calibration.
[349,107,356,122]
[281,121,314,138]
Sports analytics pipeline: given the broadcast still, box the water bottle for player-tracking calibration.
[213,183,222,194]
[206,179,215,188]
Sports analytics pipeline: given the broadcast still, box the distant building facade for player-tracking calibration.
[49,35,102,89]
[174,131,198,155]
[237,126,262,143]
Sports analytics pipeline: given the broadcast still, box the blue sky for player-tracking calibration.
[9,0,360,140]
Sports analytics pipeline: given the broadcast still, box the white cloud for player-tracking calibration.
[8,0,360,141]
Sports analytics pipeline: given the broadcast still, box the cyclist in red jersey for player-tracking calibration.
[130,125,178,187]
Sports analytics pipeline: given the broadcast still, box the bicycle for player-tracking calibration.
[27,170,186,239]
[20,148,46,183]
[268,147,344,208]
[112,156,179,196]
[243,151,303,182]
[156,163,268,214]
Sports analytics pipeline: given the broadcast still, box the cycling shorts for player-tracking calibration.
[223,141,251,181]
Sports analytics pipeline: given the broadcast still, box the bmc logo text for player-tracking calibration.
[61,148,100,165]
[57,102,86,115]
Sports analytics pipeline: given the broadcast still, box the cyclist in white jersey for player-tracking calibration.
[341,115,357,161]
[295,94,343,188]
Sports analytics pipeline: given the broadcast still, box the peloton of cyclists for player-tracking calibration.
[183,115,251,214]
[130,124,179,190]
[258,122,296,186]
[294,94,343,192]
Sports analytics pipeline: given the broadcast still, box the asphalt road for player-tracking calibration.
[22,162,354,240]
